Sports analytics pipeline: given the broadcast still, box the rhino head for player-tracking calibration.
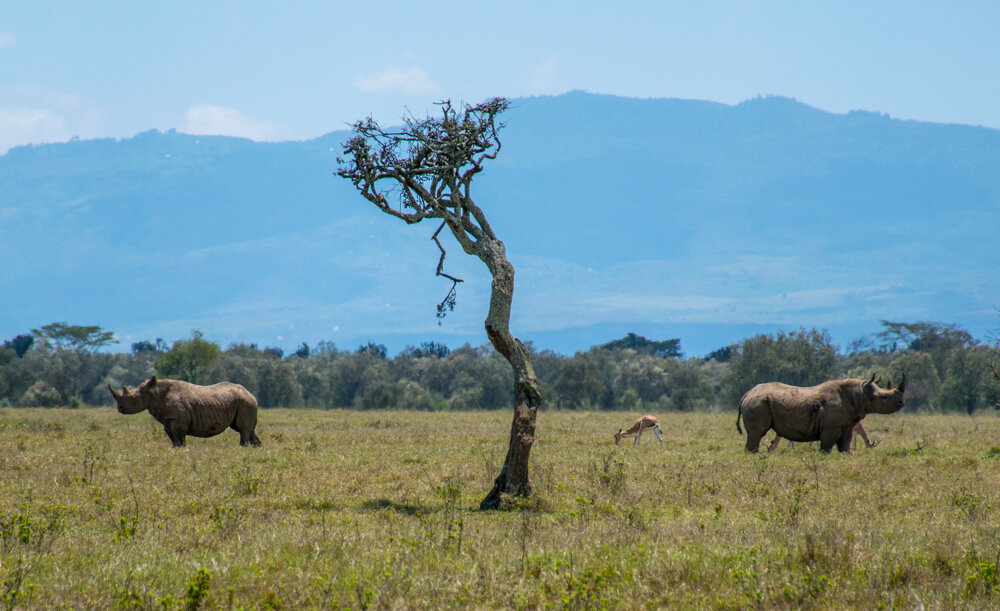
[109,376,159,415]
[862,372,906,415]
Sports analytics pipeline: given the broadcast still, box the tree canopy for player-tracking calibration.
[154,330,221,385]
[599,333,682,358]
[32,322,117,352]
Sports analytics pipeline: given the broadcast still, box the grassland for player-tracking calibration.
[1,407,999,609]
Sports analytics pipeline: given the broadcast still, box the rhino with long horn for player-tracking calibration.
[736,373,905,453]
[109,376,261,447]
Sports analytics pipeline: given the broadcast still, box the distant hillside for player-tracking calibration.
[2,92,998,356]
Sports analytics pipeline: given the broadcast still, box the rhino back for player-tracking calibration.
[157,380,245,437]
[745,382,829,441]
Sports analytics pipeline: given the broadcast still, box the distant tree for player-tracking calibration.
[154,330,221,385]
[32,322,117,352]
[339,98,541,509]
[330,350,390,408]
[875,321,975,374]
[26,324,117,404]
[3,334,34,358]
[554,355,606,409]
[293,343,311,358]
[664,359,716,411]
[937,346,998,414]
[600,333,682,358]
[705,345,735,363]
[356,342,388,360]
[18,380,62,407]
[411,341,451,359]
[313,341,342,360]
[131,339,166,354]
[613,355,669,406]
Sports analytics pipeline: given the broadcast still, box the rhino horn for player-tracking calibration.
[898,372,906,393]
[862,373,877,395]
[108,384,120,399]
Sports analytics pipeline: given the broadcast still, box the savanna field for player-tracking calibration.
[2,407,1000,609]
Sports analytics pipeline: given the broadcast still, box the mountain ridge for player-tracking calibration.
[2,92,997,356]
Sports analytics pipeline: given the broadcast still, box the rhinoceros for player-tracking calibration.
[109,376,261,447]
[736,373,905,453]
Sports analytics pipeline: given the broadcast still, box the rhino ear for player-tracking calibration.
[149,376,157,388]
[886,377,894,390]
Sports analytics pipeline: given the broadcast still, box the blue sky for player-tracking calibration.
[2,1,998,153]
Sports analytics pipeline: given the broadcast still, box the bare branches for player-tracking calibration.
[432,221,463,324]
[337,98,508,233]
[337,98,509,318]
[431,221,463,285]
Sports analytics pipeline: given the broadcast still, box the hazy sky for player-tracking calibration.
[2,1,998,153]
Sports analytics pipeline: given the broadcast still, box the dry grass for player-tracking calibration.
[1,407,1000,609]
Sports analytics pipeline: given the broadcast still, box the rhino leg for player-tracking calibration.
[836,428,854,453]
[818,429,841,453]
[163,422,187,447]
[744,425,769,453]
[239,429,261,447]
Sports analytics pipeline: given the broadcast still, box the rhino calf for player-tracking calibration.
[110,376,261,447]
[737,373,905,453]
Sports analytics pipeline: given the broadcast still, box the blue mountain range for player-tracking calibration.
[2,91,998,356]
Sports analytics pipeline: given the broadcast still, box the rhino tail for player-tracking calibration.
[736,389,754,434]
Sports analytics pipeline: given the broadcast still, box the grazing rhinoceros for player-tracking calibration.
[109,376,261,447]
[736,373,905,453]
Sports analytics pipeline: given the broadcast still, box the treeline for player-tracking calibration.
[1,322,998,413]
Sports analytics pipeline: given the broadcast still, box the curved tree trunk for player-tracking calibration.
[476,237,542,510]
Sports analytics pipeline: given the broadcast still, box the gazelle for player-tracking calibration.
[615,414,663,447]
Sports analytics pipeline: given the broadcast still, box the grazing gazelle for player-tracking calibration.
[615,414,663,447]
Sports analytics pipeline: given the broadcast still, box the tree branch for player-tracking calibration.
[337,98,509,316]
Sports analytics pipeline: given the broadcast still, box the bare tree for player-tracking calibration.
[337,98,542,509]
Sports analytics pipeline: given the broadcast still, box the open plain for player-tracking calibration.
[1,407,999,609]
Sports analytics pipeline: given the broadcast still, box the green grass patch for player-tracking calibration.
[0,408,999,607]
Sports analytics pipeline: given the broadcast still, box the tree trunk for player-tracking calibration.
[476,237,542,510]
